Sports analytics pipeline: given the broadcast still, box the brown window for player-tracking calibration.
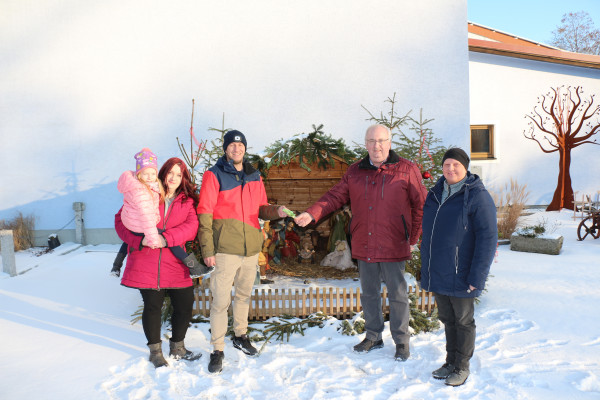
[470,125,494,160]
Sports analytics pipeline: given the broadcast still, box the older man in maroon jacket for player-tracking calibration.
[295,124,426,360]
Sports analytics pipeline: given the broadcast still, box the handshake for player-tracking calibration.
[277,206,314,227]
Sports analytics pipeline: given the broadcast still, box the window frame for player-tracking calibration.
[470,124,495,160]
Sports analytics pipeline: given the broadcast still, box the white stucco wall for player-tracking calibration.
[469,52,600,205]
[0,0,469,240]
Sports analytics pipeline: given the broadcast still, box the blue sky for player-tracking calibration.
[468,0,600,45]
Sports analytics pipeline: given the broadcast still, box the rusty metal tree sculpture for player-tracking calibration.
[524,86,600,211]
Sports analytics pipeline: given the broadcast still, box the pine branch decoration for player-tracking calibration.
[257,312,329,354]
[265,124,357,172]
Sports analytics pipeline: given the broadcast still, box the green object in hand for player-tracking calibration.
[282,208,296,218]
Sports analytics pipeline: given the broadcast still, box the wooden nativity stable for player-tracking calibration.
[262,154,350,239]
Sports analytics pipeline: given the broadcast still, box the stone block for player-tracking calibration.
[510,234,564,255]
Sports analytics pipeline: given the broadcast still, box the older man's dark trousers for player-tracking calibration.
[357,260,410,345]
[434,293,476,371]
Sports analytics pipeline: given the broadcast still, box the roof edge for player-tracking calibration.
[467,22,559,50]
[469,38,600,70]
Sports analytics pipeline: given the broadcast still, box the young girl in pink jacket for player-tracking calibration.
[111,148,210,278]
[119,148,164,248]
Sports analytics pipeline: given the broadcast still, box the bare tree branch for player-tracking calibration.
[551,11,600,55]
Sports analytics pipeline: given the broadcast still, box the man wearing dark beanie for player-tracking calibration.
[441,147,470,171]
[420,146,497,386]
[222,130,247,153]
[198,129,290,373]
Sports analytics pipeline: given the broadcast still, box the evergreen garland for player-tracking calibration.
[338,295,440,337]
[225,312,329,354]
[338,312,365,336]
[134,304,437,347]
[408,293,440,334]
[265,124,358,173]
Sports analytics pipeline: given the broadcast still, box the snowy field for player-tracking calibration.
[1,210,599,399]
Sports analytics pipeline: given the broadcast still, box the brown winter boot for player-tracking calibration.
[169,340,202,361]
[148,342,168,368]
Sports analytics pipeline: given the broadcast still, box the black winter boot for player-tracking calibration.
[111,251,127,277]
[184,253,214,278]
[353,338,384,353]
[394,343,410,361]
[445,368,470,386]
[148,342,168,368]
[432,363,455,379]
[169,340,202,361]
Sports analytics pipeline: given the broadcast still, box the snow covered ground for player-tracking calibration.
[1,210,599,399]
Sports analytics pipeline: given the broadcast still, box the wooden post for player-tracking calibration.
[193,288,200,315]
[348,288,354,316]
[0,230,17,277]
[261,289,267,320]
[72,202,86,244]
[301,289,306,317]
[382,286,388,313]
[329,288,334,315]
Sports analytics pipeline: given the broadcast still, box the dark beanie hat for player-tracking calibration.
[442,147,470,170]
[223,130,247,152]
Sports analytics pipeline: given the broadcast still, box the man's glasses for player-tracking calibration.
[366,139,390,146]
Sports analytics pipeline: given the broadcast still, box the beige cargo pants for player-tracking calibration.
[209,252,259,351]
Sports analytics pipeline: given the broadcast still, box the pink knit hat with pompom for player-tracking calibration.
[134,148,158,173]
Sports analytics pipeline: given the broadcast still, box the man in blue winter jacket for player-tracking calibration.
[420,147,497,386]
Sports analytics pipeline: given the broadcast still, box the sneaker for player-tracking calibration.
[445,368,469,386]
[233,334,258,356]
[394,343,410,361]
[432,363,455,379]
[353,338,384,353]
[208,350,224,373]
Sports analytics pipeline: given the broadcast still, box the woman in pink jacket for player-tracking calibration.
[115,157,203,368]
[111,148,209,278]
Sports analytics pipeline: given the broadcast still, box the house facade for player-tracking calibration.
[0,1,470,245]
[3,6,599,246]
[468,23,600,205]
